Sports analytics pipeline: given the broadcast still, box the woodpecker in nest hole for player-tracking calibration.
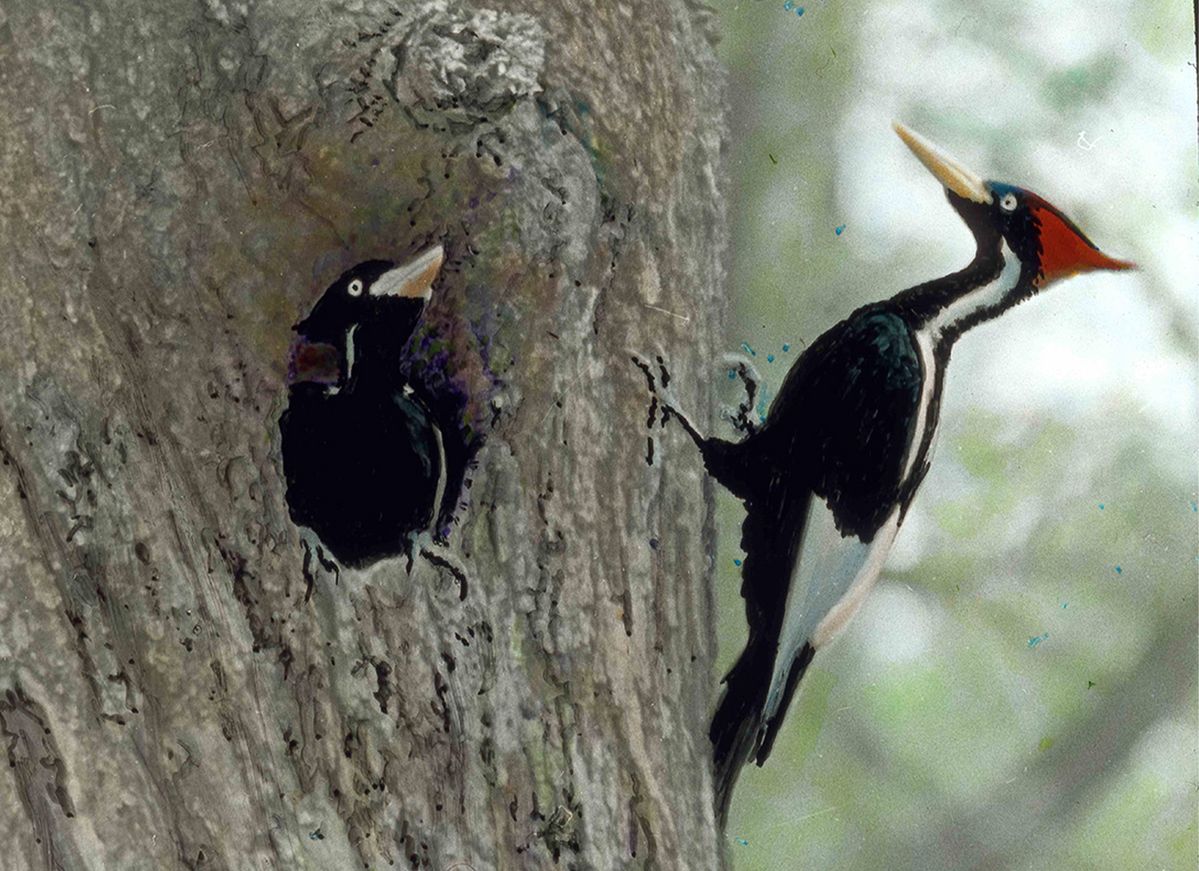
[280,246,448,569]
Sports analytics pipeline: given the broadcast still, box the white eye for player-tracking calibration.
[347,278,364,297]
[1000,193,1018,212]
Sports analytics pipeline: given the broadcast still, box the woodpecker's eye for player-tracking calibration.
[1000,192,1018,212]
[348,278,365,297]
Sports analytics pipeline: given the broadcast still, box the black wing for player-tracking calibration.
[767,305,924,538]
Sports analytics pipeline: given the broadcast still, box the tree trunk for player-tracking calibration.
[0,0,728,869]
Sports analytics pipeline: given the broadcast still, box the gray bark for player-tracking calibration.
[0,1,729,869]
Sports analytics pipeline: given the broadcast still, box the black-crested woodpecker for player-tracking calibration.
[656,123,1134,823]
[280,246,447,569]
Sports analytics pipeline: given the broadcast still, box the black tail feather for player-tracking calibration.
[710,639,818,828]
[710,642,771,827]
[710,477,811,827]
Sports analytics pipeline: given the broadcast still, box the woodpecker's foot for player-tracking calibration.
[631,354,706,451]
[419,542,470,601]
[719,353,762,436]
[300,535,341,601]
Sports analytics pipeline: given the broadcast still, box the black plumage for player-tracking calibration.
[649,123,1133,824]
[279,248,446,569]
[708,306,933,816]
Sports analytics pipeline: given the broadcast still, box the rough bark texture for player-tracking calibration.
[0,1,728,869]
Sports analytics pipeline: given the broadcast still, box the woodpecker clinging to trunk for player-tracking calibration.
[650,123,1134,824]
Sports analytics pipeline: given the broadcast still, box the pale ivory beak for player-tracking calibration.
[893,121,992,205]
[371,245,445,300]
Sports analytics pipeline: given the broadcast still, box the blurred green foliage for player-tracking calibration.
[706,1,1197,867]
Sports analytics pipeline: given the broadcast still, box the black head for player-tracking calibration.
[290,246,444,386]
[295,248,443,345]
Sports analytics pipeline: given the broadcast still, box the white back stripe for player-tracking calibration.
[903,329,937,485]
[904,242,1019,484]
[430,417,447,531]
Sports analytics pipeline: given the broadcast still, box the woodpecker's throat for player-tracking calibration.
[928,239,1025,340]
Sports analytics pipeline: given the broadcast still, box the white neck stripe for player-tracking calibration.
[929,240,1022,338]
[344,324,358,380]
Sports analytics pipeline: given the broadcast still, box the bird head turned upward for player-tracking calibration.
[288,245,445,387]
[892,122,1133,335]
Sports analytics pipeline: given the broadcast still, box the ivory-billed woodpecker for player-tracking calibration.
[657,123,1134,823]
[280,246,446,569]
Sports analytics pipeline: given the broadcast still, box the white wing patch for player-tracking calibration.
[764,499,901,721]
[811,509,900,647]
